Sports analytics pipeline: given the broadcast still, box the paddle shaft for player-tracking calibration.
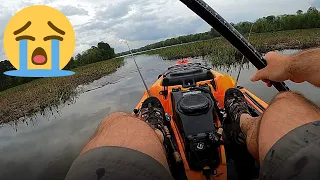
[179,0,290,92]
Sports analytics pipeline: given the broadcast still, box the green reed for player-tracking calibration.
[0,58,125,124]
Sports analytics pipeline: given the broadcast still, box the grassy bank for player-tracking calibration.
[145,29,320,65]
[0,58,124,124]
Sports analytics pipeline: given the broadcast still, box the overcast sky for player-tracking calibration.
[0,0,318,60]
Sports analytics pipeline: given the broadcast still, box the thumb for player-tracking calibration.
[251,69,269,82]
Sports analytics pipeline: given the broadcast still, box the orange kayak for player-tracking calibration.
[134,61,267,180]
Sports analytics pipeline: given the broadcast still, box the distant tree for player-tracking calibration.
[0,60,37,91]
[116,6,320,57]
[234,21,253,34]
[97,42,111,50]
[210,28,220,37]
[64,57,76,70]
[307,7,318,14]
[0,40,117,91]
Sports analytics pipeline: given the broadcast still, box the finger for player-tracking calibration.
[267,82,272,87]
[262,79,272,87]
[250,69,269,82]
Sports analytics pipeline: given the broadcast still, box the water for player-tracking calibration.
[0,52,319,180]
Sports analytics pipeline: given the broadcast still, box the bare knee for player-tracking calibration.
[259,92,320,162]
[271,92,320,112]
[97,112,128,132]
[272,92,302,103]
[80,112,169,169]
[100,112,128,123]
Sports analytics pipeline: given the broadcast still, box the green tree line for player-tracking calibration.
[0,41,115,91]
[234,7,320,34]
[118,7,320,56]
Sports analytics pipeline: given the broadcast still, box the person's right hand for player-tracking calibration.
[250,52,301,87]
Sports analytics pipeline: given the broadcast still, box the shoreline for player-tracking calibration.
[144,29,320,63]
[0,58,125,124]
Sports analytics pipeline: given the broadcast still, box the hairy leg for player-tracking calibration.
[80,112,169,170]
[240,92,320,163]
[240,114,261,160]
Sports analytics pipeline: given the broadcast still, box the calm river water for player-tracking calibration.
[0,51,319,180]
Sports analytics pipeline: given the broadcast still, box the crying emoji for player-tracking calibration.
[3,5,76,77]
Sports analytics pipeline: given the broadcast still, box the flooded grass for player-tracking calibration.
[2,29,320,124]
[0,58,125,124]
[145,29,320,65]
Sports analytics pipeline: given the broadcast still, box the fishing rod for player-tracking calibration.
[179,0,290,92]
[235,23,254,86]
[120,40,151,97]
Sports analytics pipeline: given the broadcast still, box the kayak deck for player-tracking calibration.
[134,62,268,180]
[135,64,267,113]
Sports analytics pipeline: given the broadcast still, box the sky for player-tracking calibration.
[0,0,318,60]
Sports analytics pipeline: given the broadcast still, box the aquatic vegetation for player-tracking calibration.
[145,29,320,66]
[0,58,124,124]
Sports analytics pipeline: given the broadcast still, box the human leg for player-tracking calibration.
[65,112,174,180]
[80,112,169,169]
[239,114,261,159]
[238,92,320,162]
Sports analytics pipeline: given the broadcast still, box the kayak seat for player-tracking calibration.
[162,63,214,88]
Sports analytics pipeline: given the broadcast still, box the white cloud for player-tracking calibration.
[0,0,317,60]
[58,5,89,16]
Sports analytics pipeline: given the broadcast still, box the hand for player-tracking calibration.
[250,52,292,87]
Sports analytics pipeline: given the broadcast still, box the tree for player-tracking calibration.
[210,28,220,38]
[307,7,318,14]
[64,57,76,70]
[0,40,117,91]
[234,21,253,34]
[97,42,111,50]
[117,6,320,57]
[71,42,116,67]
[0,60,36,91]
